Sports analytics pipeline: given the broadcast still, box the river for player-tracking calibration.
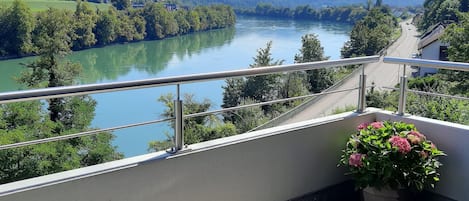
[0,17,352,157]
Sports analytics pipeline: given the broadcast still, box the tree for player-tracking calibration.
[461,0,469,12]
[244,41,284,107]
[94,8,118,45]
[222,78,245,111]
[128,9,146,41]
[221,41,288,130]
[148,93,237,151]
[175,10,191,34]
[228,98,268,133]
[295,34,333,93]
[279,71,309,103]
[143,3,167,39]
[73,1,97,50]
[115,9,144,42]
[112,0,130,11]
[375,0,383,7]
[419,0,460,31]
[341,8,397,58]
[367,0,373,11]
[441,12,469,94]
[23,8,79,122]
[0,0,34,56]
[188,10,201,32]
[0,8,122,184]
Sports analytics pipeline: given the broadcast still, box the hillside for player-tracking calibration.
[0,0,110,12]
[179,0,424,8]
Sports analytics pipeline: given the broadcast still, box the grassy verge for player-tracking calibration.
[391,24,402,42]
[334,67,355,81]
[331,105,356,115]
[0,0,110,12]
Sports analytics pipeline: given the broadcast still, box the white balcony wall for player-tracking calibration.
[1,109,466,201]
[0,112,375,201]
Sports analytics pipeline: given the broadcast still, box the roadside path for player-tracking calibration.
[279,20,420,125]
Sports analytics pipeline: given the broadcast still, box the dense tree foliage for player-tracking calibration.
[73,1,98,50]
[0,1,236,57]
[94,8,118,45]
[440,12,469,94]
[178,0,424,9]
[111,0,131,10]
[294,34,333,93]
[0,0,34,56]
[341,7,398,58]
[366,76,469,125]
[221,42,283,132]
[420,0,469,95]
[222,36,333,132]
[418,0,462,31]
[236,4,368,24]
[148,94,237,151]
[0,7,122,184]
[366,0,469,125]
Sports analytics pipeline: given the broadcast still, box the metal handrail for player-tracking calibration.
[2,56,468,152]
[382,57,469,115]
[0,56,379,104]
[185,87,359,119]
[381,86,469,101]
[0,56,380,152]
[383,57,469,71]
[0,118,174,151]
[0,87,359,151]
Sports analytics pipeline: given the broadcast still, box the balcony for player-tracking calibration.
[0,56,467,201]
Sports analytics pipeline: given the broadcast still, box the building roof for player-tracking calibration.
[418,22,447,50]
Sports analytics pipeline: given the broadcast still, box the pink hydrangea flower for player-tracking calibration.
[389,136,411,154]
[408,131,426,139]
[370,121,384,129]
[407,134,421,144]
[349,153,364,167]
[357,122,369,131]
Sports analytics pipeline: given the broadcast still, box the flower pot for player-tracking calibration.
[362,186,399,201]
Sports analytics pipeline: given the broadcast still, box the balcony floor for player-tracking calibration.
[289,181,455,201]
[289,181,360,201]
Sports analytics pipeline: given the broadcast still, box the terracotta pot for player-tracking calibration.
[362,186,399,201]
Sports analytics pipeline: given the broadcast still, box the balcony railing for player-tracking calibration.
[1,55,468,152]
[0,56,469,201]
[0,56,380,152]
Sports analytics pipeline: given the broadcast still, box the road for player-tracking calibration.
[280,20,420,125]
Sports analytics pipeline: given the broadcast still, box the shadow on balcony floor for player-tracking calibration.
[289,181,456,201]
[289,181,360,201]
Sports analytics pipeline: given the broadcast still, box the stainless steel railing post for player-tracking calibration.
[397,65,408,115]
[357,65,366,113]
[174,84,184,151]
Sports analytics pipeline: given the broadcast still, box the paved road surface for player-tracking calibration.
[280,21,420,125]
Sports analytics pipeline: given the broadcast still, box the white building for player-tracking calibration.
[416,23,449,77]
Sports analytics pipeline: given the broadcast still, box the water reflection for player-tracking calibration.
[68,27,236,84]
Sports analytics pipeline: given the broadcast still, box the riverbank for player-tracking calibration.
[0,2,236,59]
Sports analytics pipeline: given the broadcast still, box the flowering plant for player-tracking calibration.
[339,121,446,191]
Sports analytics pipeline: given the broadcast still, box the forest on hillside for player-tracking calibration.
[177,0,424,8]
